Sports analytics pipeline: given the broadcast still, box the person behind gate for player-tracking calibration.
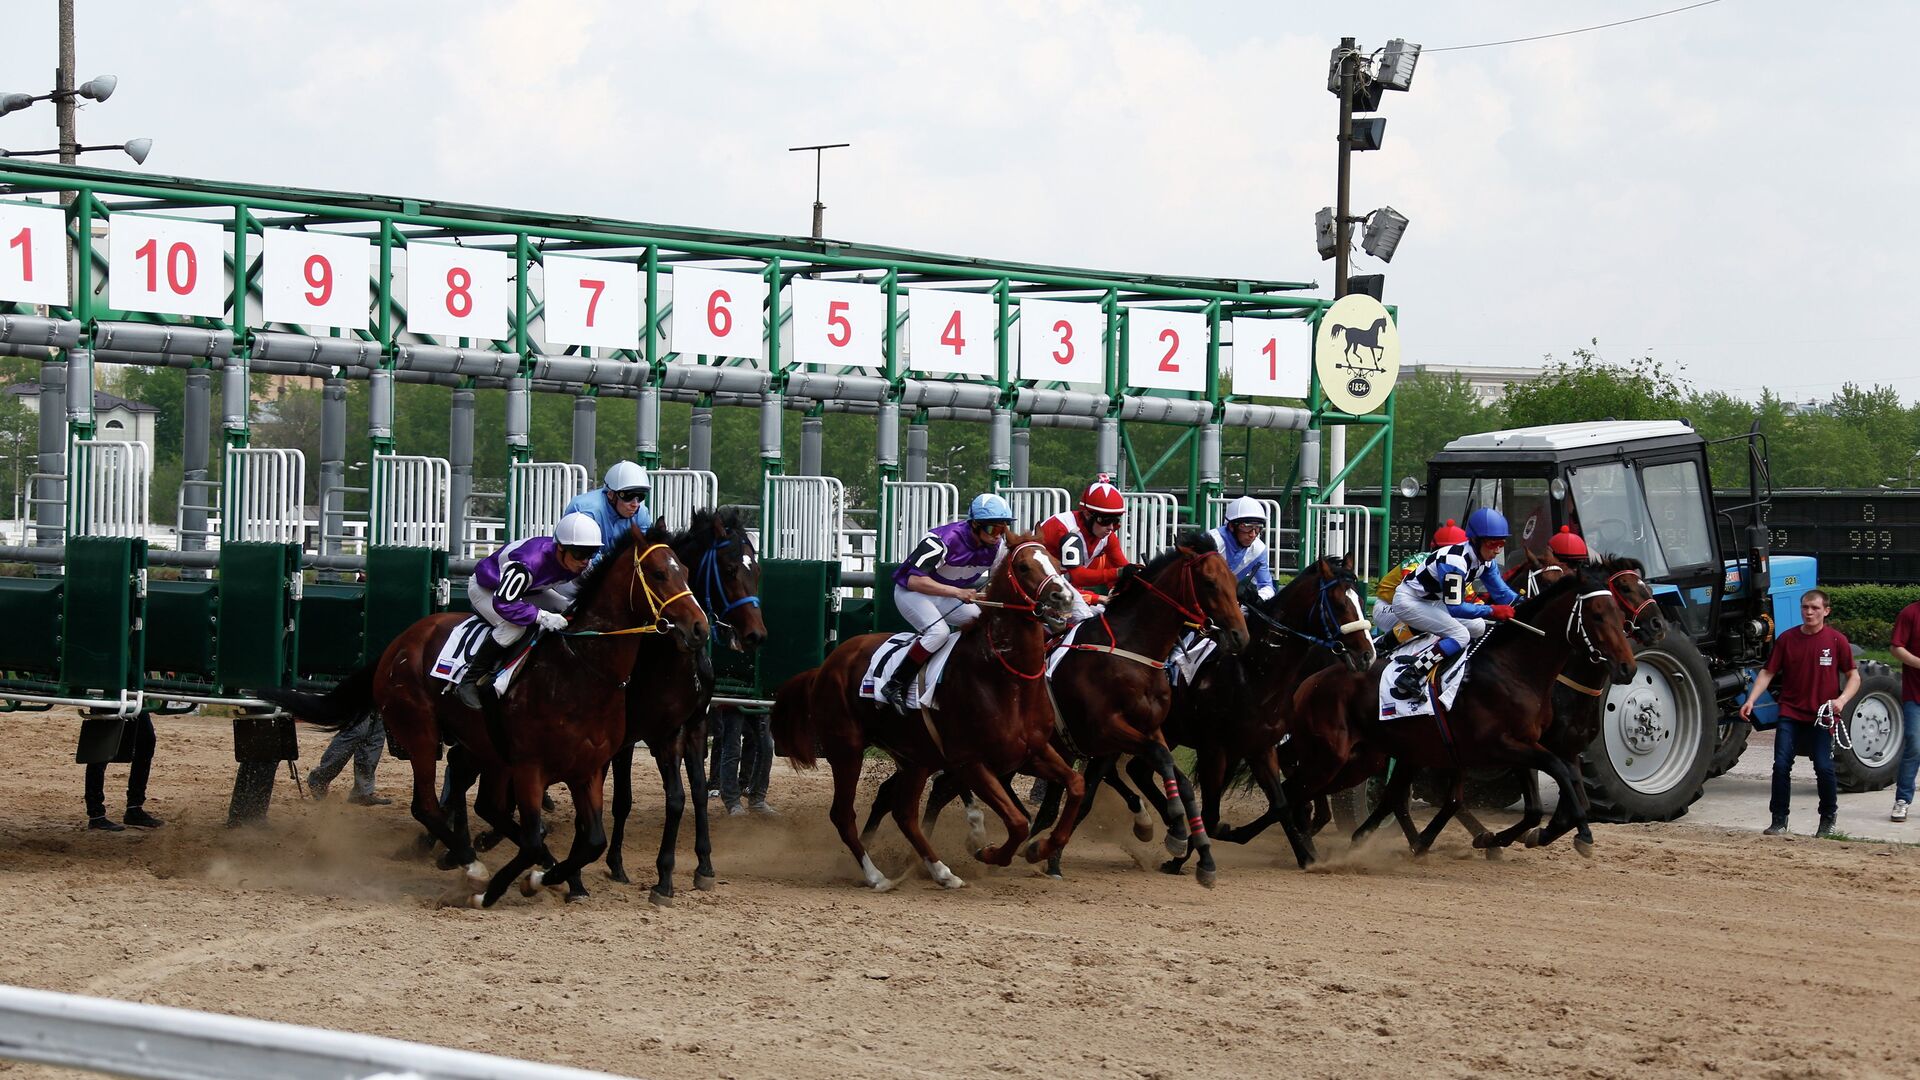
[1740,588,1859,837]
[456,511,603,709]
[881,493,1013,711]
[1389,506,1519,700]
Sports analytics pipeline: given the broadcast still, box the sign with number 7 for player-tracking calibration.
[1125,307,1207,392]
[0,203,68,307]
[543,254,638,350]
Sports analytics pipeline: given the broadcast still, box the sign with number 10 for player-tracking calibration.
[0,203,68,307]
[405,242,510,342]
[261,228,370,331]
[107,213,228,319]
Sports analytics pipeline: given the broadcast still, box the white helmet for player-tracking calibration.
[603,460,649,495]
[1224,496,1264,524]
[554,511,602,549]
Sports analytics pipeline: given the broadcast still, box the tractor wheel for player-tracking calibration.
[1582,634,1716,822]
[1833,673,1904,793]
[1707,716,1751,779]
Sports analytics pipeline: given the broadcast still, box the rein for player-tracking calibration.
[1607,569,1655,627]
[1250,569,1369,654]
[563,543,699,638]
[983,542,1070,680]
[1126,550,1220,631]
[696,534,761,636]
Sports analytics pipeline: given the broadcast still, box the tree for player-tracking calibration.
[1502,345,1690,428]
[0,396,38,526]
[1387,370,1502,488]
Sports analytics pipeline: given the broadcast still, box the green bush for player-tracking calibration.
[1830,617,1893,651]
[1824,585,1920,626]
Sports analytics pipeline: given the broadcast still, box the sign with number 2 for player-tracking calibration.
[1125,308,1206,392]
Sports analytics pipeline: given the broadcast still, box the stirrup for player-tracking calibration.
[454,676,489,711]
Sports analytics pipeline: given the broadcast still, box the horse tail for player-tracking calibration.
[256,665,376,733]
[769,670,818,768]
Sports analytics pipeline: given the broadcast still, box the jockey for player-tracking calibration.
[1037,479,1132,605]
[564,460,654,555]
[881,493,1013,711]
[1208,496,1276,602]
[1371,518,1469,635]
[455,511,602,710]
[1388,506,1520,700]
[1548,524,1590,565]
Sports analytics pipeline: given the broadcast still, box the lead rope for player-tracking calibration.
[1816,701,1853,752]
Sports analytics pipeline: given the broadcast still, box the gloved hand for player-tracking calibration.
[1080,590,1104,606]
[1488,604,1516,621]
[536,610,569,633]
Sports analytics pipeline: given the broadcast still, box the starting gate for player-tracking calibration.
[997,485,1070,533]
[646,469,720,532]
[1306,501,1376,581]
[1123,491,1181,561]
[508,461,589,541]
[1205,495,1288,573]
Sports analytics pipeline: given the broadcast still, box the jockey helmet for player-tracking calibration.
[1464,507,1509,544]
[1432,518,1467,546]
[603,460,649,498]
[1080,480,1125,516]
[1224,496,1265,525]
[967,493,1015,524]
[554,512,602,557]
[1549,525,1590,561]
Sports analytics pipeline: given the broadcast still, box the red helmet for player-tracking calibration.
[1549,525,1589,560]
[1432,518,1467,546]
[1081,480,1125,515]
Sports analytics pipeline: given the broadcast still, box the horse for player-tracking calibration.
[1284,561,1639,862]
[1330,317,1389,369]
[770,535,1085,891]
[604,507,768,906]
[262,521,708,907]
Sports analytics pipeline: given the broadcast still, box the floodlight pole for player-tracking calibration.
[56,0,76,164]
[1326,37,1361,509]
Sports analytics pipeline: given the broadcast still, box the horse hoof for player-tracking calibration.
[1158,859,1186,876]
[564,891,589,904]
[694,872,717,892]
[468,893,487,909]
[1022,844,1046,865]
[475,831,503,854]
[1575,837,1595,859]
[649,888,674,908]
[1133,821,1156,843]
[872,876,898,894]
[607,868,631,885]
[1484,845,1504,861]
[434,850,460,871]
[1523,829,1545,849]
[1163,833,1188,859]
[1196,867,1218,889]
[519,871,540,897]
[463,860,488,883]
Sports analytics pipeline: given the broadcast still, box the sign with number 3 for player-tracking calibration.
[405,241,510,341]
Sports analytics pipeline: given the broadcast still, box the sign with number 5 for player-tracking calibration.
[261,228,370,331]
[1229,316,1309,398]
[543,254,638,350]
[792,278,882,368]
[669,266,765,362]
[107,213,228,319]
[1015,298,1105,385]
[405,241,510,341]
[906,289,997,377]
[0,203,69,307]
[1125,308,1207,392]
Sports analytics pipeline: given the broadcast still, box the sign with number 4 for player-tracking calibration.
[907,289,997,377]
[262,228,370,331]
[0,203,68,307]
[1126,308,1207,392]
[405,241,510,342]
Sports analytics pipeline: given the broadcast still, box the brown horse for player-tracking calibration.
[263,521,707,906]
[1285,561,1639,861]
[771,536,1086,890]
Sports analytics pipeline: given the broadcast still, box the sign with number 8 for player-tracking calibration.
[405,241,510,341]
[0,203,68,307]
[262,228,370,331]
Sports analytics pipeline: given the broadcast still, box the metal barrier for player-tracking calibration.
[647,469,720,531]
[1308,502,1375,581]
[1205,495,1291,572]
[880,480,958,563]
[997,485,1070,532]
[371,454,451,550]
[67,439,150,539]
[222,447,305,544]
[1123,491,1181,560]
[763,474,845,561]
[508,461,589,541]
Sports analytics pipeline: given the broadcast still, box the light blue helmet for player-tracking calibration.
[1465,507,1509,544]
[968,493,1015,524]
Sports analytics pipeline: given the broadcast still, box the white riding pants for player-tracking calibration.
[894,587,980,652]
[1389,579,1487,650]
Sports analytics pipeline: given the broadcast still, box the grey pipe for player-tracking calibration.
[449,389,475,553]
[94,322,232,359]
[636,385,659,458]
[689,405,712,471]
[800,412,823,476]
[759,392,783,461]
[905,421,927,483]
[1011,427,1031,486]
[182,369,212,561]
[571,395,597,474]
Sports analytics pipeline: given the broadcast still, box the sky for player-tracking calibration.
[2,0,1915,403]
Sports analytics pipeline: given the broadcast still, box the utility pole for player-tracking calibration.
[788,142,850,239]
[1326,37,1359,510]
[57,0,77,164]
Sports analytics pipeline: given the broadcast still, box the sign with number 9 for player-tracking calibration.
[0,203,69,308]
[405,241,510,341]
[262,228,370,331]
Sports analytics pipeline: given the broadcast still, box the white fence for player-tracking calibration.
[1308,501,1375,580]
[1123,490,1180,560]
[1205,495,1287,573]
[647,469,719,531]
[509,461,589,541]
[222,447,305,544]
[67,439,150,539]
[997,485,1069,532]
[763,474,844,561]
[881,479,958,563]
[371,453,451,550]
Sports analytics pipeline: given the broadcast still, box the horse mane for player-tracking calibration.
[571,518,673,610]
[1105,528,1214,611]
[1595,553,1643,576]
[675,506,751,555]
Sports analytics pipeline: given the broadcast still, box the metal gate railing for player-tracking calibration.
[67,439,150,540]
[1123,491,1180,560]
[763,474,844,561]
[997,485,1070,532]
[1205,495,1292,573]
[881,480,958,563]
[647,469,719,532]
[1308,502,1375,581]
[371,453,451,550]
[508,461,589,542]
[222,447,304,544]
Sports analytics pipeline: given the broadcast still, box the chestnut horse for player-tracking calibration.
[771,536,1086,890]
[1284,561,1639,862]
[263,521,707,906]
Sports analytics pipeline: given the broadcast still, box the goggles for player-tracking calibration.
[561,544,599,561]
[1231,519,1265,532]
[612,488,648,503]
[1086,512,1121,527]
[974,520,1012,535]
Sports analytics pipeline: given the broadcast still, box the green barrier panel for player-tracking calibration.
[297,583,365,679]
[837,596,874,643]
[61,536,145,696]
[0,579,64,676]
[872,562,910,634]
[145,580,218,677]
[365,546,446,664]
[756,559,840,694]
[217,542,301,692]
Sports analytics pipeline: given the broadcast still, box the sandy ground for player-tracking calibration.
[0,708,1917,1080]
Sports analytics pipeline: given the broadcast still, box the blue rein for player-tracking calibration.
[697,537,760,635]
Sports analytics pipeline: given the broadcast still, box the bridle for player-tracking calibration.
[1125,549,1227,635]
[1246,561,1371,659]
[1565,587,1622,666]
[563,542,701,639]
[1606,568,1656,630]
[983,541,1076,679]
[695,525,761,641]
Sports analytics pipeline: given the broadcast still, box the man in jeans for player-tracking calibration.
[1741,590,1860,837]
[1888,599,1920,822]
[709,706,775,816]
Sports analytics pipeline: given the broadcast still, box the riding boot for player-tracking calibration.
[1390,644,1445,701]
[881,652,930,712]
[455,636,511,710]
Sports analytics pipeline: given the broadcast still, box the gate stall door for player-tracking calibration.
[647,469,720,533]
[509,461,590,541]
[1123,491,1180,561]
[998,486,1070,532]
[751,474,848,698]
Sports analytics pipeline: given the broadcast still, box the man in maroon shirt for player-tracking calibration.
[1888,599,1920,822]
[1741,590,1860,837]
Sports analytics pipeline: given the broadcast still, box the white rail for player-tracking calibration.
[996,485,1070,532]
[67,438,150,539]
[1123,491,1180,560]
[1308,501,1375,581]
[371,453,451,550]
[647,469,719,532]
[763,474,844,560]
[222,447,305,544]
[509,461,590,541]
[881,479,958,563]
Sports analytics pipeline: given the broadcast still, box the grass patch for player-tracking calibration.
[1821,829,1920,847]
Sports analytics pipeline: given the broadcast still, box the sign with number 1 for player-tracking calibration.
[1228,316,1309,398]
[0,203,68,307]
[404,241,510,341]
[261,228,370,331]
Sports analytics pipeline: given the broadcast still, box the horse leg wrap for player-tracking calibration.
[1188,815,1207,839]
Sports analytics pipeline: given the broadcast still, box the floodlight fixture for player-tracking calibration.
[1346,274,1385,300]
[0,93,33,118]
[1315,207,1342,261]
[77,75,118,102]
[0,140,153,165]
[122,138,152,165]
[1350,117,1386,152]
[1361,206,1409,262]
[1377,39,1421,91]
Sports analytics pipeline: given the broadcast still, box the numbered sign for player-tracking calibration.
[261,228,370,331]
[1126,308,1207,392]
[792,278,883,368]
[0,203,69,307]
[907,289,997,377]
[543,254,639,351]
[1016,298,1105,385]
[669,266,766,362]
[405,241,510,341]
[1229,316,1310,398]
[107,213,228,319]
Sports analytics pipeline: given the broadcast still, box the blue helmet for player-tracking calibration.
[1464,507,1509,543]
[968,493,1015,524]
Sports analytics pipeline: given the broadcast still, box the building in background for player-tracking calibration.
[1402,362,1546,405]
[3,383,158,457]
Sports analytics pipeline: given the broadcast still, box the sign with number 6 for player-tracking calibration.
[906,289,997,377]
[669,266,766,363]
[1016,298,1105,385]
[405,241,510,341]
[107,213,228,320]
[261,228,370,331]
[543,254,638,351]
[0,203,69,307]
[791,278,883,368]
[1228,316,1309,398]
[1125,308,1207,392]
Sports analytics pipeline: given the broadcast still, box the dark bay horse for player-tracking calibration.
[771,536,1085,890]
[263,521,707,907]
[605,507,767,906]
[1285,562,1639,862]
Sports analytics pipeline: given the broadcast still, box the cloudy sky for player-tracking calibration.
[3,0,1914,402]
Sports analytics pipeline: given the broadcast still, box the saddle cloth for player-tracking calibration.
[430,615,536,698]
[1377,632,1483,722]
[1168,635,1217,687]
[858,631,963,710]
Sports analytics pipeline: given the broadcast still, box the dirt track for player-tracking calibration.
[0,708,1916,1080]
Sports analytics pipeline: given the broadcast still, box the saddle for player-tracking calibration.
[431,616,537,698]
[858,632,963,710]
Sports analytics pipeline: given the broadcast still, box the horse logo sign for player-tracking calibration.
[1313,294,1401,415]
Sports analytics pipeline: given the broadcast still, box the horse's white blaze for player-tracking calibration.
[860,853,888,889]
[925,859,966,889]
[1341,587,1376,660]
